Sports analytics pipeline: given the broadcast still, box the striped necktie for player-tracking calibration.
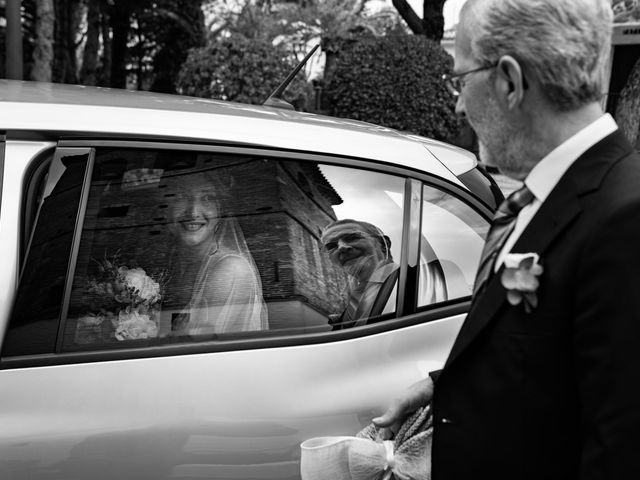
[473,185,535,296]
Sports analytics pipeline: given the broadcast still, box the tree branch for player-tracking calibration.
[392,0,425,35]
[423,0,446,41]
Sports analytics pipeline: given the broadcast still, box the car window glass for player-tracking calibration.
[318,165,404,330]
[4,149,90,356]
[418,184,489,306]
[61,148,405,352]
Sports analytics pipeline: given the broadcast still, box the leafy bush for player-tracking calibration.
[176,36,308,106]
[325,34,459,140]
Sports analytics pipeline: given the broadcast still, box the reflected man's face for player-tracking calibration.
[321,222,386,280]
[168,182,221,247]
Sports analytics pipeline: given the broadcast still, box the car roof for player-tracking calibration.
[0,80,474,185]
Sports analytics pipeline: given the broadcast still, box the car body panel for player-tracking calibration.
[0,81,468,185]
[0,315,464,479]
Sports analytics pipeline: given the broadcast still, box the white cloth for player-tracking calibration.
[300,436,372,480]
[495,114,618,269]
[301,406,432,480]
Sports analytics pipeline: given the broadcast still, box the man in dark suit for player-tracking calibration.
[374,0,640,478]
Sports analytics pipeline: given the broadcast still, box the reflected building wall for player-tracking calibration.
[228,159,348,330]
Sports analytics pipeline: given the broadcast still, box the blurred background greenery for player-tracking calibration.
[2,1,638,147]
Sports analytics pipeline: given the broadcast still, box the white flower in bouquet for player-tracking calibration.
[80,253,166,343]
[114,310,159,341]
[121,267,161,303]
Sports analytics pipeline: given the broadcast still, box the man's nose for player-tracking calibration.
[336,239,352,251]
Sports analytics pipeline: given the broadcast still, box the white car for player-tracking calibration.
[0,80,499,479]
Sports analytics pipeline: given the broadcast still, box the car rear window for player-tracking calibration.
[59,148,406,351]
[4,143,491,360]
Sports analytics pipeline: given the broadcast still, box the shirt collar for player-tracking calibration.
[525,113,618,202]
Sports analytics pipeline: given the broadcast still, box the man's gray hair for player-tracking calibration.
[463,0,613,111]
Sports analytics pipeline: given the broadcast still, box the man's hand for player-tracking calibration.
[372,376,435,429]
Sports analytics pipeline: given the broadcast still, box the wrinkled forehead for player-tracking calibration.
[321,222,365,243]
[321,221,381,244]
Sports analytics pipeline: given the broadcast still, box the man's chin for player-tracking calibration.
[478,144,526,180]
[343,259,365,276]
[478,143,495,168]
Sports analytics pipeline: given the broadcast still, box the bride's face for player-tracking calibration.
[169,183,221,247]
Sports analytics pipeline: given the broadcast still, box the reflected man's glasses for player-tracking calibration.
[442,62,499,97]
[322,232,371,253]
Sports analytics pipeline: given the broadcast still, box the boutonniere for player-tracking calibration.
[501,253,543,313]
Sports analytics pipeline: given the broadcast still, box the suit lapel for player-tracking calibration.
[444,129,632,370]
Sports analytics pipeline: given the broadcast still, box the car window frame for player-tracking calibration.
[19,146,57,266]
[1,138,493,369]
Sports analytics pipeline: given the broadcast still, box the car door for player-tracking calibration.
[0,140,491,480]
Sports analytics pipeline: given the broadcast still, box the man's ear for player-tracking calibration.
[495,55,526,110]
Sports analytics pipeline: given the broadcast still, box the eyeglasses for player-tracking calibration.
[321,232,370,253]
[442,62,499,97]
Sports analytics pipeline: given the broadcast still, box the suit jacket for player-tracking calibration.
[430,129,640,480]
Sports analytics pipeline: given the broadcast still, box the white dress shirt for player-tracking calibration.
[495,113,618,269]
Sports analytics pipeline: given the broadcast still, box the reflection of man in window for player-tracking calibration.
[321,219,399,330]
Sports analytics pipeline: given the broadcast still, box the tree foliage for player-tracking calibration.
[176,35,308,106]
[325,34,458,140]
[2,0,204,91]
[107,0,205,90]
[204,0,397,62]
[176,1,397,109]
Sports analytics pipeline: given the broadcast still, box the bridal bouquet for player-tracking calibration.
[75,254,166,344]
